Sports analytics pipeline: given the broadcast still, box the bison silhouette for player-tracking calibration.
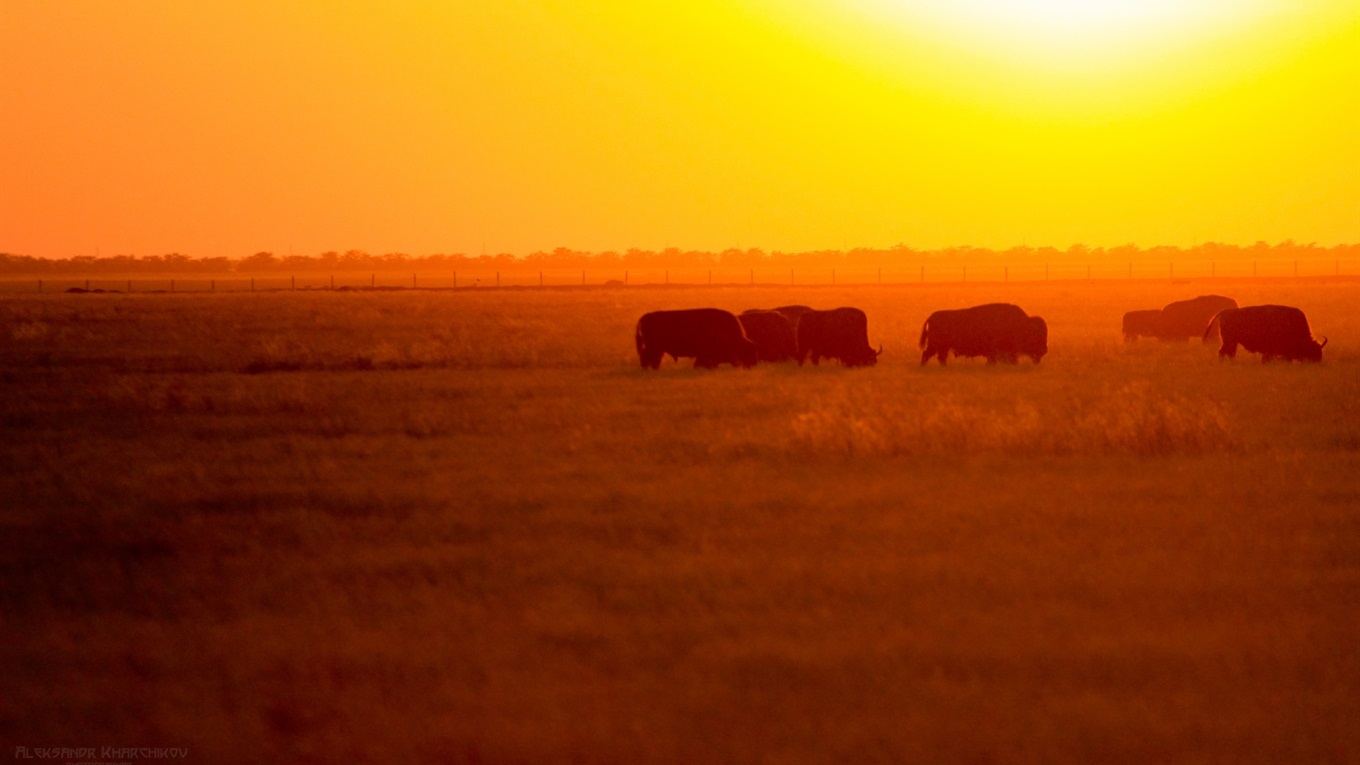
[795,307,881,367]
[739,310,799,363]
[636,308,758,370]
[1207,304,1326,362]
[920,303,1047,365]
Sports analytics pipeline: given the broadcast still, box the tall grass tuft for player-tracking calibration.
[791,382,1236,457]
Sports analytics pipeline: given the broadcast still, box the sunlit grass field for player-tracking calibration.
[2,280,1357,764]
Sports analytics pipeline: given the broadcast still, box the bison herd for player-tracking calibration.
[636,305,881,369]
[1123,294,1327,363]
[637,294,1328,369]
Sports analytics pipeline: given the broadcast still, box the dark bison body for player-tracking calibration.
[919,303,1048,365]
[635,309,758,369]
[770,305,814,331]
[1161,295,1237,342]
[796,307,881,367]
[1122,309,1164,342]
[1208,305,1326,362]
[738,310,798,362]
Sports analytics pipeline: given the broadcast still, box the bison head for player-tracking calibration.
[1022,316,1048,363]
[1303,336,1327,363]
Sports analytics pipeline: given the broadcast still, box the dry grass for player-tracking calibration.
[1,280,1358,764]
[791,380,1237,456]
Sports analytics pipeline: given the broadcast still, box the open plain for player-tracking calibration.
[2,279,1358,764]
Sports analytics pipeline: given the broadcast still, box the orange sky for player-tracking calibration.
[2,1,1357,259]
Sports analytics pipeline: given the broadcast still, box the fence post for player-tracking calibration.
[497,271,500,287]
[790,269,794,285]
[454,271,457,288]
[624,270,628,285]
[581,270,585,286]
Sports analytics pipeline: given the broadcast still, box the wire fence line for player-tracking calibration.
[2,258,1357,294]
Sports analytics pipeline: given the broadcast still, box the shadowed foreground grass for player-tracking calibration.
[1,282,1358,764]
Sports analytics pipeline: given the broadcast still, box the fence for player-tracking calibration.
[2,258,1356,294]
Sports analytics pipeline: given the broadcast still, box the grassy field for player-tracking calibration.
[2,279,1358,764]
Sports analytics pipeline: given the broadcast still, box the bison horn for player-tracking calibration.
[875,344,883,357]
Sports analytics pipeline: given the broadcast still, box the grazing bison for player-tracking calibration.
[1207,304,1326,362]
[1160,295,1238,342]
[919,303,1048,365]
[739,310,799,362]
[796,307,881,367]
[1122,309,1164,343]
[635,309,758,369]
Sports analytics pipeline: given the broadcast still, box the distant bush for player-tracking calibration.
[3,240,1357,275]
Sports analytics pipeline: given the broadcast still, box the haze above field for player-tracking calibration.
[2,1,1357,259]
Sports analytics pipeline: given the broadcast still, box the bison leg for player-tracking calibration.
[640,349,664,369]
[1218,341,1237,360]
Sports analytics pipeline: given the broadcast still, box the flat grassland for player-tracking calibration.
[2,280,1357,764]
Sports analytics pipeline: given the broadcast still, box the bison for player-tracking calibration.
[1122,309,1164,343]
[919,303,1048,365]
[739,310,799,362]
[1160,295,1237,342]
[636,309,758,369]
[796,307,881,367]
[1206,304,1326,362]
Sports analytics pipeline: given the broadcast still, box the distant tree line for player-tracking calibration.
[2,241,1356,275]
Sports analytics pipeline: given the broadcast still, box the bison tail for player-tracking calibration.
[1202,310,1224,342]
[918,318,930,349]
[635,319,646,359]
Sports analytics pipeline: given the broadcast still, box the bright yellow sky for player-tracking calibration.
[1,1,1356,258]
